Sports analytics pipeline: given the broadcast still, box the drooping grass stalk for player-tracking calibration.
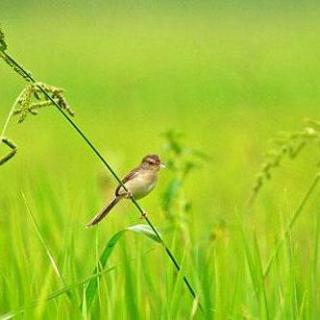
[249,119,320,204]
[0,43,202,310]
[263,173,320,278]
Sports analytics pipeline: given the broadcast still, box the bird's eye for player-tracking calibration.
[146,158,157,165]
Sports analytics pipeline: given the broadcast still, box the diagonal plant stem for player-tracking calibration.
[0,138,17,165]
[263,172,320,278]
[0,50,202,311]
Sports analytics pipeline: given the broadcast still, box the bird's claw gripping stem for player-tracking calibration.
[125,191,133,199]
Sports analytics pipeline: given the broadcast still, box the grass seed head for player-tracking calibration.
[250,119,320,204]
[12,82,75,123]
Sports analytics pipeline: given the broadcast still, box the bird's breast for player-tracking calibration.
[124,171,158,199]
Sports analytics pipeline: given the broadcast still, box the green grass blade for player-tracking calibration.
[0,266,116,320]
[122,245,140,319]
[84,230,125,310]
[21,193,69,292]
[253,234,270,320]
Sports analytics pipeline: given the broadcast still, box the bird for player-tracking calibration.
[86,154,165,226]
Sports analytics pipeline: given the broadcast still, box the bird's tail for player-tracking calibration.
[86,196,122,227]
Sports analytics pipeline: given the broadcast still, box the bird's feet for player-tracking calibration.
[125,191,133,199]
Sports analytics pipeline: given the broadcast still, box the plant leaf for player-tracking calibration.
[85,224,161,310]
[126,224,161,243]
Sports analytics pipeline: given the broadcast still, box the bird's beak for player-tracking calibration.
[160,162,166,169]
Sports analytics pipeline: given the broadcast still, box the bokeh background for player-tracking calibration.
[1,1,320,318]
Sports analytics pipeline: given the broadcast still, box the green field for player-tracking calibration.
[1,2,320,319]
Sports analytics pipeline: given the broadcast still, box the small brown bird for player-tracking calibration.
[87,154,165,226]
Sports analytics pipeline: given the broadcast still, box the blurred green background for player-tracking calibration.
[1,1,320,318]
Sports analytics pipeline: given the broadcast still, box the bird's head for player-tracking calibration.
[141,154,166,171]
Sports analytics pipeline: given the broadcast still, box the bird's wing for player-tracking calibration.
[115,167,140,196]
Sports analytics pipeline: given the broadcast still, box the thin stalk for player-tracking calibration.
[0,99,15,139]
[1,50,202,311]
[0,95,17,165]
[263,173,320,278]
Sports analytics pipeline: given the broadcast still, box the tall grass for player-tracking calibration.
[1,5,320,319]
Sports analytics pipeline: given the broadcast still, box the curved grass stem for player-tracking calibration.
[0,84,18,165]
